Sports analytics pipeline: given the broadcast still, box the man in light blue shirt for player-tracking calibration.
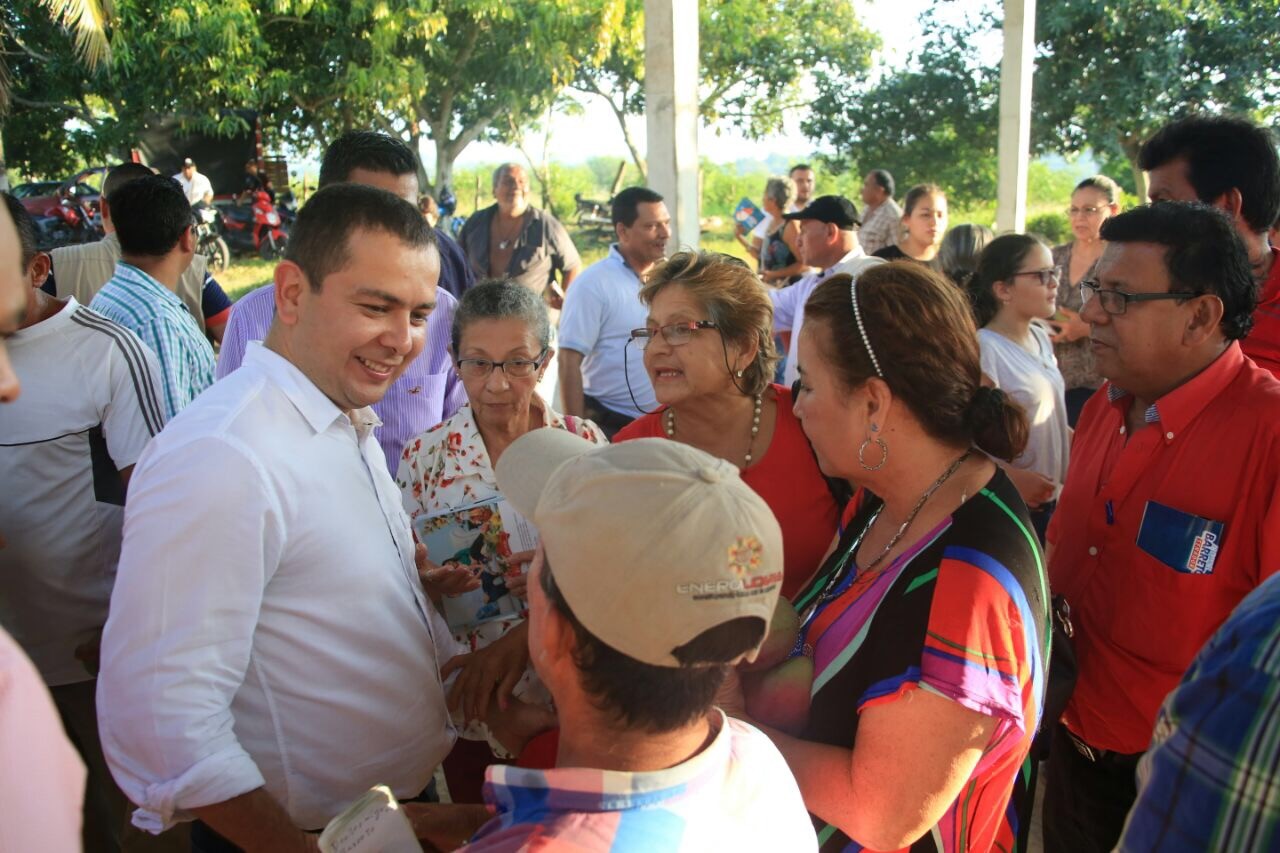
[91,175,215,418]
[559,187,668,436]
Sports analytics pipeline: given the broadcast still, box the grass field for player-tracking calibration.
[217,222,750,302]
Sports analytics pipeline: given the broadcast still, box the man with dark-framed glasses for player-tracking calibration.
[1041,201,1280,852]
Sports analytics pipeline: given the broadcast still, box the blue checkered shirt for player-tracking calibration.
[90,262,216,418]
[1118,571,1280,851]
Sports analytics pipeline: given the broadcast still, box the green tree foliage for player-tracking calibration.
[1035,0,1280,198]
[574,0,878,179]
[803,18,999,209]
[1,2,124,174]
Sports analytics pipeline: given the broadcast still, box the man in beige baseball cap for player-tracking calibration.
[408,431,817,851]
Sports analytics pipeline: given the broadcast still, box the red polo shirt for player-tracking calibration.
[1047,342,1280,754]
[1241,248,1280,376]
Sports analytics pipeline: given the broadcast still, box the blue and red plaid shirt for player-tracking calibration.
[462,712,816,852]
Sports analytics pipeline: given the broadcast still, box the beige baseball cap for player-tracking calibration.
[495,431,784,668]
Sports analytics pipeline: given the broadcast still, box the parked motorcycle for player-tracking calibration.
[219,190,288,260]
[193,203,231,272]
[32,193,104,252]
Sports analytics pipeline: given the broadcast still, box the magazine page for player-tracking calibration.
[413,497,536,636]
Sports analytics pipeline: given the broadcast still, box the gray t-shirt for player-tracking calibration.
[458,205,581,292]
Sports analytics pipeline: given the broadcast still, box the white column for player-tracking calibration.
[996,0,1036,233]
[645,0,700,251]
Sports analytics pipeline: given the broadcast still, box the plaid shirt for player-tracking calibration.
[1118,572,1280,851]
[90,262,216,419]
[462,713,817,851]
[857,197,902,256]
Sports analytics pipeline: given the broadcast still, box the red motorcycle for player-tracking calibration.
[219,190,288,260]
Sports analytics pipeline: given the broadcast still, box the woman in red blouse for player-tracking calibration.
[614,251,840,599]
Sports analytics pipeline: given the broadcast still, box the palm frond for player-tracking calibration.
[39,0,115,71]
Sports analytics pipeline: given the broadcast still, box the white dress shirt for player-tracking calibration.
[771,248,884,386]
[98,342,458,833]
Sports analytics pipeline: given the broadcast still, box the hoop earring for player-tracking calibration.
[859,436,888,471]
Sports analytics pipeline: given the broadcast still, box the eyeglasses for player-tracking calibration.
[1078,280,1201,316]
[629,320,718,349]
[455,349,548,379]
[1011,268,1061,287]
[1067,205,1109,217]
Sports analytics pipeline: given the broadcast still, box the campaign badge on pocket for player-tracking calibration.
[1135,501,1225,575]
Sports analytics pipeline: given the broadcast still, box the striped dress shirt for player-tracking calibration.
[216,283,466,472]
[89,262,216,418]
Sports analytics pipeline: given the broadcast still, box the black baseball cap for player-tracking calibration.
[782,194,860,230]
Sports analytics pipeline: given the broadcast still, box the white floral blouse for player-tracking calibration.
[396,395,606,652]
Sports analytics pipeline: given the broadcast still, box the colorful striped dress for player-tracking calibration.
[794,467,1049,852]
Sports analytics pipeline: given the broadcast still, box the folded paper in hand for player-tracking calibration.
[319,786,421,853]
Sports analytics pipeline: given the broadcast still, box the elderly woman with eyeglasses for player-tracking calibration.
[614,251,841,600]
[396,279,605,800]
[966,234,1071,540]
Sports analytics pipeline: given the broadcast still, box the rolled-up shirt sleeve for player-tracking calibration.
[97,434,284,832]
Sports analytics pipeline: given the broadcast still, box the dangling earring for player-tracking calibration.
[858,423,888,471]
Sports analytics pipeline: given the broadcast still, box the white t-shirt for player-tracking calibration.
[173,170,213,204]
[558,244,657,417]
[772,250,884,387]
[978,324,1070,493]
[0,299,165,685]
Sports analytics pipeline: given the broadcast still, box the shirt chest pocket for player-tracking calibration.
[1105,542,1234,676]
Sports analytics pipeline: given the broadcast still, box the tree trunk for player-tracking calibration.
[408,125,431,196]
[577,80,647,182]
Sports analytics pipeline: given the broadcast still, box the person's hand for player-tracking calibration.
[402,803,492,853]
[1006,466,1056,508]
[503,549,535,600]
[485,697,558,757]
[441,622,531,722]
[734,222,747,237]
[416,543,481,602]
[1048,307,1090,344]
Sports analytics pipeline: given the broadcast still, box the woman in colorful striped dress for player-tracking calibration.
[731,262,1050,852]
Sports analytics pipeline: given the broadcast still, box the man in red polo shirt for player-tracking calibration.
[1141,115,1280,376]
[1041,202,1280,852]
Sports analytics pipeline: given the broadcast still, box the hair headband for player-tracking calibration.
[849,277,884,378]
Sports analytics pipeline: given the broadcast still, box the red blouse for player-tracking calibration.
[615,384,840,600]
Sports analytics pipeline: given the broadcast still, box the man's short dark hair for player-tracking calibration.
[285,183,437,291]
[789,163,813,175]
[1100,202,1256,341]
[110,175,192,257]
[869,169,895,198]
[540,558,764,734]
[2,193,39,268]
[1139,115,1280,234]
[611,187,664,228]
[318,131,419,188]
[102,162,156,201]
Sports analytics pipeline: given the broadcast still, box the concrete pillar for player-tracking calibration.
[645,0,700,251]
[996,0,1036,233]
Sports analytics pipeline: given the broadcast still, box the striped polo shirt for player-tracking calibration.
[90,262,216,418]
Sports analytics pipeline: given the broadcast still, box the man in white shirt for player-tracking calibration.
[772,195,883,386]
[0,197,89,852]
[559,186,668,436]
[0,193,165,853]
[98,184,460,849]
[173,157,213,206]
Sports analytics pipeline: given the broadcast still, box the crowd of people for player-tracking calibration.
[0,112,1279,853]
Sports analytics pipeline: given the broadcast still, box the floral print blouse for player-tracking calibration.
[396,395,606,652]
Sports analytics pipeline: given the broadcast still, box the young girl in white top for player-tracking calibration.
[967,234,1071,540]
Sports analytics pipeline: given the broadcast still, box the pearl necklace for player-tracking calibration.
[664,393,764,468]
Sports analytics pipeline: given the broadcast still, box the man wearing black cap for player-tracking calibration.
[173,157,213,206]
[770,195,883,386]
